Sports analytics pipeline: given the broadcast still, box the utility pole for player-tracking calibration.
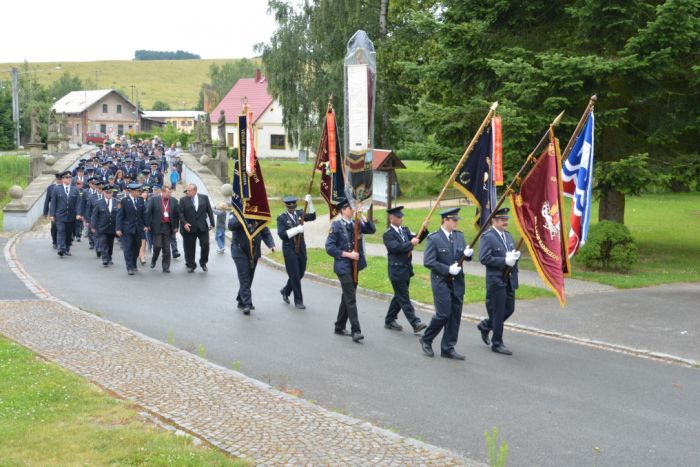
[11,67,19,148]
[95,70,100,88]
[129,84,136,104]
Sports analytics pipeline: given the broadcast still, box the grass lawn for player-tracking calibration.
[268,248,553,304]
[0,156,30,230]
[0,59,251,109]
[0,336,243,465]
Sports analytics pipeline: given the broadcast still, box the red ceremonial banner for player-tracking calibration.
[510,129,570,306]
[327,111,337,173]
[492,116,503,186]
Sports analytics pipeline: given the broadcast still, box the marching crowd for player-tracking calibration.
[43,137,521,359]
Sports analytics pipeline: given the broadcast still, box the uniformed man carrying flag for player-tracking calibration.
[277,194,316,309]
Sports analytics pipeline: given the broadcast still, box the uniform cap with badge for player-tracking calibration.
[386,205,405,218]
[440,207,461,220]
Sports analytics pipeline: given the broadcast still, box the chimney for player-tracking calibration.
[255,69,261,83]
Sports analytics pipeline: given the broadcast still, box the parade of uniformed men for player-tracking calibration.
[89,186,118,267]
[48,171,80,257]
[325,199,376,342]
[277,194,316,309]
[382,206,428,333]
[419,208,474,360]
[477,207,521,355]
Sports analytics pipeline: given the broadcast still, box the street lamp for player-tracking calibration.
[5,65,61,148]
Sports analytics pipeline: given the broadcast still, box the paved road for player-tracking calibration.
[12,233,700,466]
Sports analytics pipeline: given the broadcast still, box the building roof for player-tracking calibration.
[52,89,132,114]
[141,111,206,119]
[210,76,273,125]
[372,149,406,171]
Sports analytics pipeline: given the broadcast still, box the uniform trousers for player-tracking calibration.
[481,282,515,345]
[422,283,463,353]
[121,233,140,270]
[335,273,361,334]
[385,278,419,326]
[281,248,307,305]
[98,234,115,263]
[50,221,57,247]
[56,221,74,252]
[233,252,257,307]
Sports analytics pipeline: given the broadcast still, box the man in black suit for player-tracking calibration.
[116,183,146,275]
[144,186,179,273]
[90,186,119,267]
[178,184,215,272]
[382,206,429,333]
[43,173,62,249]
[49,171,80,257]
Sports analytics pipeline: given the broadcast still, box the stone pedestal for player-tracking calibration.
[217,146,230,183]
[42,155,57,175]
[59,137,70,153]
[27,143,44,183]
[47,139,59,154]
[193,140,201,154]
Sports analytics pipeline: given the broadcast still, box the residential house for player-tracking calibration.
[140,110,207,134]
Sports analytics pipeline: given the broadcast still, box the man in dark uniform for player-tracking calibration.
[276,194,316,309]
[90,186,119,267]
[73,179,86,242]
[43,173,62,249]
[324,199,376,343]
[419,208,474,360]
[83,181,106,257]
[144,185,179,273]
[228,215,276,314]
[382,206,429,333]
[116,183,146,275]
[477,207,521,355]
[49,171,80,257]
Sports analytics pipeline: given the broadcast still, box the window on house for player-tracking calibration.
[102,104,108,113]
[270,134,285,150]
[117,125,124,136]
[75,124,80,136]
[100,124,107,134]
[116,104,122,114]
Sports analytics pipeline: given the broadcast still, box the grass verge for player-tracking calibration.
[0,336,244,465]
[0,156,30,230]
[268,248,553,304]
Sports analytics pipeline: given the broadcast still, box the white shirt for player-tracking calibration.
[192,195,199,211]
[391,224,405,241]
[441,226,453,241]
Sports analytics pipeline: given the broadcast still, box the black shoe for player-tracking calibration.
[76,237,81,242]
[419,337,434,357]
[150,260,156,269]
[413,322,428,333]
[477,322,491,346]
[242,306,251,315]
[237,302,244,310]
[103,262,109,267]
[173,252,181,259]
[163,268,170,273]
[250,305,256,310]
[88,244,94,250]
[64,251,72,256]
[334,329,351,336]
[384,320,403,331]
[57,250,65,257]
[280,289,290,304]
[109,260,114,265]
[128,269,135,276]
[200,264,208,272]
[441,350,466,360]
[294,303,306,309]
[97,251,101,258]
[352,332,364,343]
[492,344,513,355]
[187,267,195,273]
[53,244,58,250]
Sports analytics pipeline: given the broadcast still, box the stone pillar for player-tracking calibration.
[193,140,201,154]
[27,143,44,183]
[47,138,59,154]
[42,155,58,175]
[218,146,230,184]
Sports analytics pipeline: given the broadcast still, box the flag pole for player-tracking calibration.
[416,101,499,240]
[458,110,565,266]
[560,95,596,162]
[352,210,360,285]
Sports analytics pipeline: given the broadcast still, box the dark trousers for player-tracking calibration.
[151,224,172,270]
[50,221,57,246]
[423,286,463,353]
[385,278,420,326]
[233,254,257,307]
[74,219,83,238]
[56,221,74,252]
[482,282,516,345]
[170,233,179,256]
[183,229,209,269]
[282,249,307,305]
[335,273,361,333]
[98,233,115,263]
[122,232,140,270]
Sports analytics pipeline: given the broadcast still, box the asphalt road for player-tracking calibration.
[13,235,700,466]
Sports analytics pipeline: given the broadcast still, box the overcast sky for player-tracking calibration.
[0,0,277,63]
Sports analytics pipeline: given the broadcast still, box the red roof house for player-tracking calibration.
[210,69,272,124]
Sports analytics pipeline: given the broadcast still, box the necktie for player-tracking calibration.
[500,231,506,247]
[398,227,405,242]
[448,232,453,243]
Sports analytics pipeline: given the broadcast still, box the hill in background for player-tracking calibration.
[0,59,252,110]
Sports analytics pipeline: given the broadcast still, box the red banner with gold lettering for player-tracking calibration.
[510,129,570,306]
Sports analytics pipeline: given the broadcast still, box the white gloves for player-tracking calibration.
[505,251,516,267]
[512,250,521,261]
[304,194,315,213]
[463,245,474,258]
[449,263,461,276]
[287,225,304,238]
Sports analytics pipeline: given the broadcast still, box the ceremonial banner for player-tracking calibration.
[562,112,595,257]
[454,125,497,230]
[492,116,503,186]
[237,113,250,199]
[315,108,345,218]
[246,111,256,176]
[511,130,570,306]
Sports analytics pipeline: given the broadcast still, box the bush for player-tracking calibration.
[577,221,639,272]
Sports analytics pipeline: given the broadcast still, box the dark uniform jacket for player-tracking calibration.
[116,195,145,235]
[325,217,377,276]
[228,216,275,260]
[423,229,470,298]
[144,195,179,234]
[178,194,214,235]
[479,227,519,289]
[43,183,58,216]
[383,225,428,281]
[49,184,80,222]
[276,209,316,254]
[90,197,119,235]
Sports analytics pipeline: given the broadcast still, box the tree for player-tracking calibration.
[134,50,200,60]
[48,72,83,101]
[151,100,171,111]
[197,59,259,110]
[0,86,14,150]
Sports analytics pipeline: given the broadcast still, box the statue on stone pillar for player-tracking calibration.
[47,109,58,139]
[30,107,41,144]
[218,110,226,147]
[203,112,212,144]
